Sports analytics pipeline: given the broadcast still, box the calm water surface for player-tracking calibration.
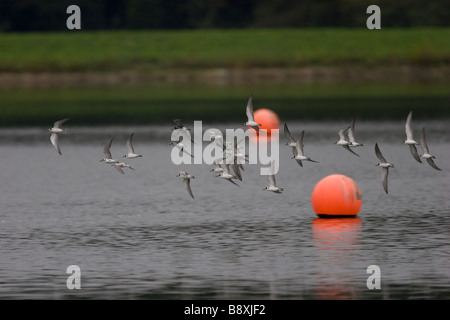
[0,120,449,299]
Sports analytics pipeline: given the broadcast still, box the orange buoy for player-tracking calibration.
[251,108,280,136]
[311,174,362,217]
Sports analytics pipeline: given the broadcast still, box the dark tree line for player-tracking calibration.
[0,0,448,31]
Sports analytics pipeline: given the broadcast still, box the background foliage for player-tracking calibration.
[0,0,449,31]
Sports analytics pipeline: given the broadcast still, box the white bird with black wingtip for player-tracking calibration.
[244,95,262,132]
[173,119,195,144]
[263,160,284,193]
[335,126,360,157]
[419,127,441,171]
[216,164,240,187]
[123,133,142,159]
[170,140,194,158]
[100,138,119,164]
[49,118,69,155]
[348,119,364,147]
[177,170,195,199]
[112,162,135,174]
[375,143,394,194]
[404,111,422,163]
[292,130,319,167]
[284,123,297,148]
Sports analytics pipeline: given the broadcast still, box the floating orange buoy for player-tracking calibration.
[311,174,362,217]
[251,108,280,136]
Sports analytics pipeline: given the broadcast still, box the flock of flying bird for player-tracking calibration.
[48,95,442,199]
[286,108,441,195]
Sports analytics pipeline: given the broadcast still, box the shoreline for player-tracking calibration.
[1,66,449,88]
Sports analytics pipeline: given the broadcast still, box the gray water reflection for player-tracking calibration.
[0,121,449,299]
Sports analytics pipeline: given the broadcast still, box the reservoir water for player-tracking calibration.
[0,120,448,299]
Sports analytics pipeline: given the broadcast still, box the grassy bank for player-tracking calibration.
[1,28,449,126]
[1,28,450,72]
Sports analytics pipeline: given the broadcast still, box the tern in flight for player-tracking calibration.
[335,126,360,157]
[210,159,224,173]
[348,119,364,147]
[284,123,298,148]
[419,127,441,171]
[173,119,195,144]
[263,160,284,193]
[404,111,422,163]
[49,118,69,155]
[375,143,394,194]
[216,164,240,187]
[291,131,319,167]
[112,162,135,174]
[170,141,194,158]
[123,133,142,159]
[244,95,262,132]
[100,138,119,164]
[177,171,195,199]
